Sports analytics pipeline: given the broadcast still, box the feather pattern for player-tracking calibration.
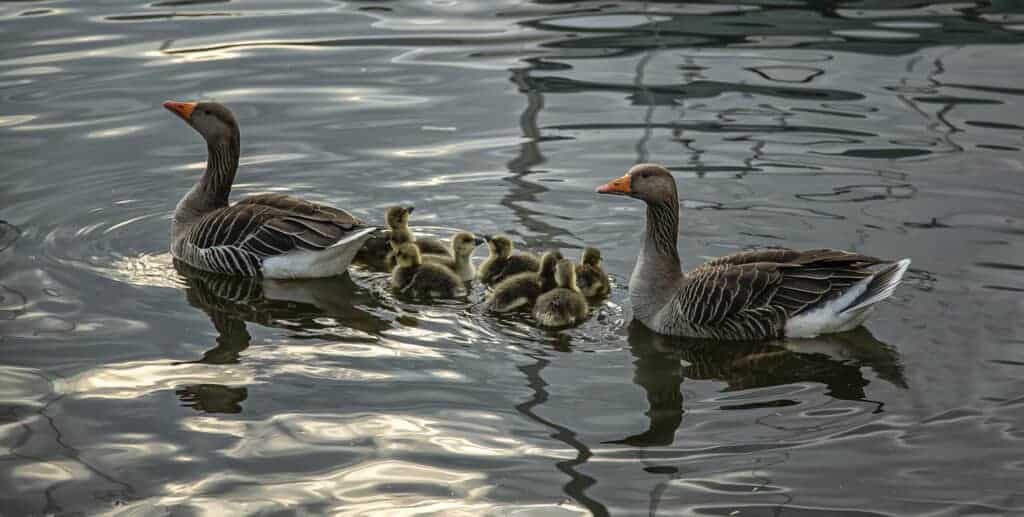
[167,102,373,278]
[603,163,910,339]
[173,197,372,276]
[655,256,878,339]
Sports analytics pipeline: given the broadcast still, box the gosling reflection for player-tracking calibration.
[610,321,907,446]
[173,261,391,413]
[176,384,248,414]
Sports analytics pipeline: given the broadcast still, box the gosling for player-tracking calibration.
[353,230,392,271]
[532,260,589,329]
[391,242,465,299]
[485,250,563,313]
[422,232,484,282]
[477,234,540,286]
[387,206,450,257]
[575,247,610,298]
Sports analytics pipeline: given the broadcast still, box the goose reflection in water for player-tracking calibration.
[610,321,908,447]
[171,261,391,413]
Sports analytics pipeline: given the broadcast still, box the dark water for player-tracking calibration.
[3,0,1024,515]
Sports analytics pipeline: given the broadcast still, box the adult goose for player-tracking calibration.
[596,164,911,340]
[164,101,376,278]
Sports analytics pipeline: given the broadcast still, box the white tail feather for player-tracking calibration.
[313,227,378,267]
[841,258,911,314]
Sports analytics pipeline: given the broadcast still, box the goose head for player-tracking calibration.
[164,101,238,145]
[539,250,564,277]
[451,232,484,258]
[596,163,677,204]
[385,206,414,230]
[485,235,513,259]
[394,242,422,268]
[581,247,602,267]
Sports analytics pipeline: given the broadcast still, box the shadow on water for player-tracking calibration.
[172,262,391,413]
[612,321,907,447]
[514,320,906,514]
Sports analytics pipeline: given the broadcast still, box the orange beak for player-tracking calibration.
[596,174,631,195]
[163,100,196,122]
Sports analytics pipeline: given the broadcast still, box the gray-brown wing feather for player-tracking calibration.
[675,252,877,338]
[698,248,881,270]
[178,198,370,275]
[235,193,364,225]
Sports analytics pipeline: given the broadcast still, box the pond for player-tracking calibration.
[2,1,1023,515]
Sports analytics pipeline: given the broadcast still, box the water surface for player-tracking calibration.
[2,0,1024,515]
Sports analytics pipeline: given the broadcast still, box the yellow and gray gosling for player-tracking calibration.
[422,232,484,282]
[533,259,589,328]
[387,206,450,260]
[391,242,465,299]
[383,206,449,270]
[354,230,392,271]
[477,234,540,286]
[575,247,610,298]
[485,250,563,313]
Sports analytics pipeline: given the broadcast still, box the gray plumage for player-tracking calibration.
[596,163,911,339]
[485,250,563,313]
[533,260,589,328]
[391,242,465,299]
[164,101,375,278]
[477,234,540,286]
[575,247,610,299]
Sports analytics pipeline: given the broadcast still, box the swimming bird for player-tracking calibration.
[390,242,465,299]
[353,230,392,271]
[422,232,485,282]
[596,163,911,339]
[388,206,450,257]
[477,234,540,286]
[485,250,563,313]
[575,247,610,299]
[532,259,589,328]
[163,101,376,278]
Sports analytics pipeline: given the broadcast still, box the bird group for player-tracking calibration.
[350,204,609,328]
[162,100,911,340]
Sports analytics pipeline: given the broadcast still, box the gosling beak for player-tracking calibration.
[405,206,415,214]
[482,234,494,243]
[473,236,485,246]
[163,100,196,123]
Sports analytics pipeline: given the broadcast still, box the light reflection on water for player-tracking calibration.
[2,0,1024,515]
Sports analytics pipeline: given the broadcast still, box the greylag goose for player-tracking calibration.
[485,250,563,313]
[575,247,610,299]
[422,232,484,282]
[596,163,911,339]
[391,242,465,299]
[477,234,540,285]
[164,101,376,278]
[533,259,589,328]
